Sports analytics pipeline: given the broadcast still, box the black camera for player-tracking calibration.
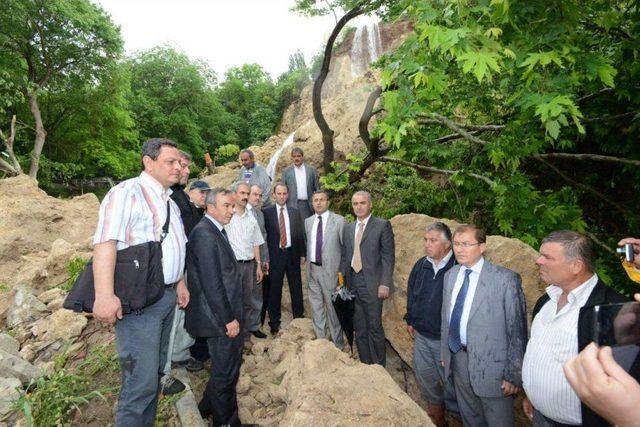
[617,243,634,262]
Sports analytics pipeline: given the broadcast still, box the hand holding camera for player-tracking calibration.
[617,237,640,268]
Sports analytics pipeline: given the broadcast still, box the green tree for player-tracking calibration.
[0,0,123,178]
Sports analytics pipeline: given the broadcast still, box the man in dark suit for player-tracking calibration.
[441,224,527,427]
[340,191,395,366]
[185,188,243,426]
[262,181,305,335]
[282,147,320,220]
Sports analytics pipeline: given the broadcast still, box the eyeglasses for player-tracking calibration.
[452,242,481,248]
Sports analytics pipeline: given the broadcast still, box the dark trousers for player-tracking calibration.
[268,248,304,329]
[201,335,243,427]
[351,270,386,366]
[296,200,313,221]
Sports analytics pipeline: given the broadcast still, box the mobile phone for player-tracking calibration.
[593,302,640,347]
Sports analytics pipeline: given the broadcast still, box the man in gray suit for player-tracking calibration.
[340,191,395,366]
[441,224,527,427]
[305,190,345,350]
[282,147,320,220]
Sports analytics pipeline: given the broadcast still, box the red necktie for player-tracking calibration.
[279,207,288,248]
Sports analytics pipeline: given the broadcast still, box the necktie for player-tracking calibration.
[448,269,473,353]
[221,228,229,242]
[315,215,323,264]
[279,207,287,248]
[351,222,364,272]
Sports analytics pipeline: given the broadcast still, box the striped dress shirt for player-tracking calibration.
[93,171,187,284]
[224,208,265,261]
[522,274,599,425]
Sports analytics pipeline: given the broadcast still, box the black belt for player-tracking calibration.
[461,345,467,352]
[165,282,178,289]
[311,261,322,266]
[278,247,292,252]
[237,259,255,263]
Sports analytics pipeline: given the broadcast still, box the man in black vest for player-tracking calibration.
[405,222,460,427]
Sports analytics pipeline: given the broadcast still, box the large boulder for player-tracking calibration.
[5,286,47,329]
[0,349,42,385]
[0,175,98,287]
[384,214,547,367]
[0,377,22,418]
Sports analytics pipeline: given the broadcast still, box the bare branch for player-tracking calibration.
[577,88,614,104]
[359,86,382,154]
[534,152,640,168]
[429,113,490,146]
[535,157,630,216]
[583,111,638,123]
[585,231,617,256]
[0,115,22,174]
[379,156,495,186]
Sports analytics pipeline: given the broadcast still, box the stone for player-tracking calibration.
[383,214,546,367]
[238,395,259,414]
[46,298,64,312]
[37,288,66,305]
[31,309,87,341]
[238,408,252,424]
[5,286,47,328]
[0,349,42,385]
[236,375,251,395]
[254,390,271,406]
[0,377,22,418]
[0,335,19,358]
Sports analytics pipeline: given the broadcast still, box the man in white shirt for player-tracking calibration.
[523,230,634,427]
[225,181,265,339]
[304,190,345,349]
[282,147,320,220]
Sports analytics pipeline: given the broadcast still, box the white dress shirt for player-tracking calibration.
[224,208,264,261]
[427,250,454,276]
[309,210,329,263]
[94,171,187,284]
[522,274,599,425]
[294,164,307,200]
[448,257,484,346]
[276,203,292,249]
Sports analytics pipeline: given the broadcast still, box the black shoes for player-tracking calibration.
[250,330,267,339]
[172,357,204,372]
[270,326,280,336]
[160,375,185,395]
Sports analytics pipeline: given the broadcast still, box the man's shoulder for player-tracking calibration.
[329,211,345,223]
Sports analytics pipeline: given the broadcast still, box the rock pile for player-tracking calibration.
[237,318,433,427]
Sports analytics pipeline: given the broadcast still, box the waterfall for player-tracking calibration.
[350,22,382,77]
[266,131,296,181]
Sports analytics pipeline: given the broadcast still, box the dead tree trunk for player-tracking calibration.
[313,4,365,174]
[27,89,47,179]
[0,115,22,176]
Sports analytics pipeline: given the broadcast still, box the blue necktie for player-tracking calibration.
[448,269,473,353]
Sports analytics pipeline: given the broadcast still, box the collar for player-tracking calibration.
[427,250,453,269]
[205,214,224,232]
[140,171,171,199]
[234,207,249,218]
[462,257,484,275]
[276,203,287,211]
[546,274,599,305]
[315,210,330,221]
[294,163,305,171]
[357,214,372,228]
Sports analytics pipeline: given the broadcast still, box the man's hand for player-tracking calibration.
[176,279,189,308]
[378,285,390,299]
[300,257,306,266]
[226,319,240,338]
[563,342,640,427]
[501,380,520,396]
[618,237,640,269]
[93,293,122,325]
[256,264,264,284]
[407,325,415,338]
[522,396,534,421]
[263,261,269,275]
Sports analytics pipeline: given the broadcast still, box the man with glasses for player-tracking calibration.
[441,224,528,427]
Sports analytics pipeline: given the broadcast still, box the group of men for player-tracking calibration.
[91,137,640,427]
[92,139,398,426]
[405,222,640,427]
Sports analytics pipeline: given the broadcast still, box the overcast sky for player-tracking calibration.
[94,0,375,79]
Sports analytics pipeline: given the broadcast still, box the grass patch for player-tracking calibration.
[60,257,89,291]
[13,342,119,426]
[272,371,286,385]
[0,283,10,292]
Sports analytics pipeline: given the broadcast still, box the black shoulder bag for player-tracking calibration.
[64,202,170,314]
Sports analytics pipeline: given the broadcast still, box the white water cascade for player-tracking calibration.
[350,22,383,77]
[266,131,296,181]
